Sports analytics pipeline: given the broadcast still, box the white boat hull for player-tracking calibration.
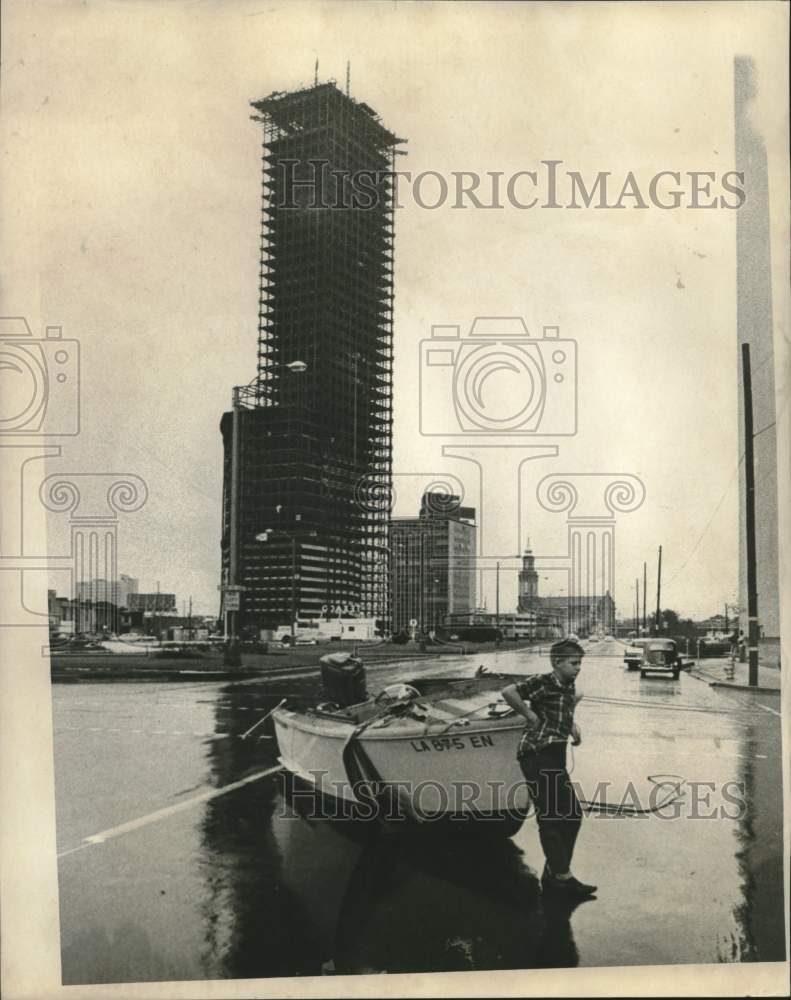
[273,708,530,819]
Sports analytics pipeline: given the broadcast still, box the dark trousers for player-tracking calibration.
[518,741,582,876]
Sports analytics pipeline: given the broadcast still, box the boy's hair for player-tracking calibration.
[550,638,585,661]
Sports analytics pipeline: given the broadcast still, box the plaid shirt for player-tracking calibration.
[515,672,577,756]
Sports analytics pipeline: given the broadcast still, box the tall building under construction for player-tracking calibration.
[220,81,404,633]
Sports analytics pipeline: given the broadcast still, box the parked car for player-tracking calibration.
[623,638,652,670]
[636,639,682,680]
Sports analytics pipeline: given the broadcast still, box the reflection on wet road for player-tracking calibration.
[53,642,785,983]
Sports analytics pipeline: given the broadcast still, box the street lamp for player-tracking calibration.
[256,523,318,646]
[432,575,442,631]
[491,555,524,636]
[371,542,391,634]
[542,579,567,638]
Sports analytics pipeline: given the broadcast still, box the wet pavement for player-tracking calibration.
[53,640,786,983]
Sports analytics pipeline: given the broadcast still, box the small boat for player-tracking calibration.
[272,656,531,836]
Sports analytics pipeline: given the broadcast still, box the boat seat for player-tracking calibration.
[348,701,382,723]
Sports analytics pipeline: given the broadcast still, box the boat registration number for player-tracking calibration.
[410,734,494,753]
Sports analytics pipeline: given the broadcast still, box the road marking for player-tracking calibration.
[57,764,284,859]
[704,685,783,719]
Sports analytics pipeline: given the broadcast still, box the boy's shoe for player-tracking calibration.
[564,875,598,896]
[541,868,597,896]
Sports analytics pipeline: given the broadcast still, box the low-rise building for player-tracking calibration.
[444,608,560,640]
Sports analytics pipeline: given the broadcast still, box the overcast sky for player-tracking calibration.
[4,1,788,620]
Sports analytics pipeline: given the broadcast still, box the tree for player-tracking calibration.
[657,608,697,639]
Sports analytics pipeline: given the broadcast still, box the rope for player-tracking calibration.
[432,701,516,736]
[582,694,750,717]
[566,743,686,815]
[240,698,287,740]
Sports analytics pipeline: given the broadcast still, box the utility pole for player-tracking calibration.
[635,577,639,634]
[642,561,647,634]
[419,531,426,634]
[742,344,759,686]
[496,561,500,631]
[225,387,242,666]
[289,535,301,646]
[655,546,662,634]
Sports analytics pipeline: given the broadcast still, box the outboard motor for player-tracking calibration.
[320,652,367,707]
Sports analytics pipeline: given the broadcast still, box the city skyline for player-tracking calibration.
[2,6,788,996]
[14,4,787,625]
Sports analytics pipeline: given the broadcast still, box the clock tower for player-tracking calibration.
[517,542,539,612]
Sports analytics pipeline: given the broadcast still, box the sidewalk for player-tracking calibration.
[689,655,781,693]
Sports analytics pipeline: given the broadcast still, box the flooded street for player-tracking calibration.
[53,642,785,983]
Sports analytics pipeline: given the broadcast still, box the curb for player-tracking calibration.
[689,668,781,695]
[50,664,322,683]
[708,680,781,694]
[51,670,270,683]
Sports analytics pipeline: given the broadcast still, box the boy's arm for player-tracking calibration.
[502,684,540,728]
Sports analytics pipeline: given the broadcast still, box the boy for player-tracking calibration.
[502,638,596,897]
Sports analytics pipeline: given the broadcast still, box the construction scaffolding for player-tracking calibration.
[221,82,405,632]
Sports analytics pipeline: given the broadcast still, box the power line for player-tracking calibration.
[666,453,744,587]
[753,420,776,439]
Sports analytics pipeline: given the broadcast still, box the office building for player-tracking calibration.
[735,57,781,660]
[74,574,138,609]
[390,492,476,633]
